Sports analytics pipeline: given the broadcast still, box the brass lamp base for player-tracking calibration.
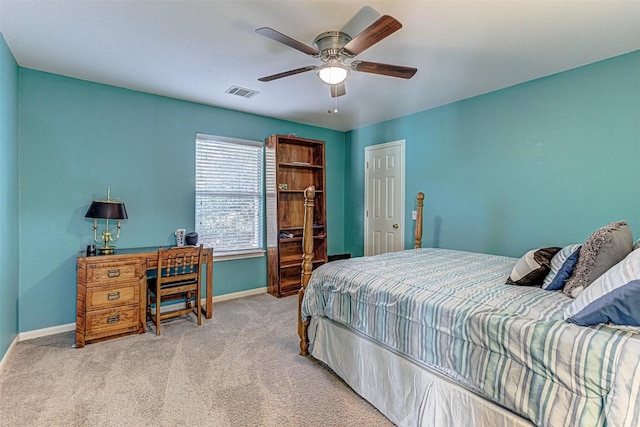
[98,246,116,255]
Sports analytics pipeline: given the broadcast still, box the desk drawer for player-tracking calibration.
[86,283,140,310]
[87,261,141,285]
[86,305,139,335]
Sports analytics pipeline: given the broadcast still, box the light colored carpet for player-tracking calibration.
[0,294,392,426]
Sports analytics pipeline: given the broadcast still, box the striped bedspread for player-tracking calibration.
[301,248,640,427]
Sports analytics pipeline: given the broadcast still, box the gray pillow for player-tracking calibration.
[564,221,633,298]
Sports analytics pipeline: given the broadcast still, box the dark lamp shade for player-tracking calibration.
[85,201,128,220]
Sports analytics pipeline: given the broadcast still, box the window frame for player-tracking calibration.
[195,133,265,260]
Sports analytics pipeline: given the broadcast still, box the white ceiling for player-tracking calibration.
[1,1,638,132]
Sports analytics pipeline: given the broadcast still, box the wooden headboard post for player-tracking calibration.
[414,192,425,248]
[298,185,315,356]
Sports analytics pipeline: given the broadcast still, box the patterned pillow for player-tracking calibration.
[542,244,581,291]
[565,248,640,326]
[564,221,633,298]
[506,247,561,286]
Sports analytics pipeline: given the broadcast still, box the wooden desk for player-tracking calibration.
[76,246,213,348]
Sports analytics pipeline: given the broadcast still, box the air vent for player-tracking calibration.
[225,86,259,99]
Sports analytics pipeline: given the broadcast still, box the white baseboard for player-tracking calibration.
[17,287,268,340]
[213,287,267,303]
[18,323,76,342]
[151,287,268,314]
[0,335,19,373]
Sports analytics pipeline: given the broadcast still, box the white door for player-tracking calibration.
[364,140,405,256]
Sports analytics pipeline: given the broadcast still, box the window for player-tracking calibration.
[195,133,264,257]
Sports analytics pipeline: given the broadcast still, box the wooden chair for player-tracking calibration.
[147,244,203,335]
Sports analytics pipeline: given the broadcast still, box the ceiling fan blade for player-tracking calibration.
[340,6,381,40]
[343,15,402,56]
[256,27,319,56]
[330,82,346,98]
[258,66,317,82]
[351,61,417,79]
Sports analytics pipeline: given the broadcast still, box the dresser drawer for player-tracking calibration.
[86,283,140,310]
[86,305,139,335]
[86,261,141,285]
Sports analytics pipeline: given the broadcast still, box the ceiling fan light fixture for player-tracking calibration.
[317,63,349,85]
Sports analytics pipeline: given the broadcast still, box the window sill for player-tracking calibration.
[212,250,265,262]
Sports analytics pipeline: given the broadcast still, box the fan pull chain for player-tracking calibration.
[328,96,339,114]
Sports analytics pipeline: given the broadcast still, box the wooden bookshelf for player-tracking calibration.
[265,134,327,297]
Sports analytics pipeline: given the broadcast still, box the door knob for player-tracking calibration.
[393,224,399,229]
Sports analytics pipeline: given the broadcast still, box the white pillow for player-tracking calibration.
[564,249,640,326]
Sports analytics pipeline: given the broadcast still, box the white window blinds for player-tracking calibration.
[195,133,264,255]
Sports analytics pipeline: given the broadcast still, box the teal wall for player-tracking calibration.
[7,46,639,348]
[0,33,20,358]
[18,69,345,332]
[346,51,640,258]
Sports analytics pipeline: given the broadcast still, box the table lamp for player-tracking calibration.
[84,187,128,254]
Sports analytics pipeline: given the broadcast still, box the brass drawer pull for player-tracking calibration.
[107,292,120,301]
[106,315,120,324]
[107,269,121,278]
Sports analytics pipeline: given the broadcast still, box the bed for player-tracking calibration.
[296,187,640,427]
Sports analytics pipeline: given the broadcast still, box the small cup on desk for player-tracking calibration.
[175,228,186,246]
[86,244,96,256]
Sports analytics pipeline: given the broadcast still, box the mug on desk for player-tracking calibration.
[175,229,186,246]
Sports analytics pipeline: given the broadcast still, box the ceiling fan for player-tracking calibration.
[256,14,417,98]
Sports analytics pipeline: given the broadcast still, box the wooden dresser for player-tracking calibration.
[76,253,146,348]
